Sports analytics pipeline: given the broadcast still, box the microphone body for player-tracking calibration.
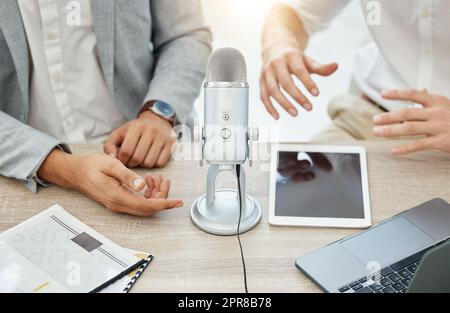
[204,84,248,164]
[203,48,249,165]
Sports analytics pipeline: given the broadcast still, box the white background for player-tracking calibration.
[196,0,369,142]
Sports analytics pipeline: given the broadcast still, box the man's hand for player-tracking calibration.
[260,4,339,120]
[261,47,338,120]
[104,110,175,169]
[38,150,183,217]
[373,89,450,155]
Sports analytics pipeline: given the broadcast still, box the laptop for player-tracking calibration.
[295,198,450,293]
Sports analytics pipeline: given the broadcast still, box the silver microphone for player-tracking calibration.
[191,48,261,237]
[203,47,249,165]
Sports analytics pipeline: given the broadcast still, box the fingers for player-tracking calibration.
[289,56,319,98]
[154,173,162,191]
[373,108,431,126]
[118,125,142,165]
[262,69,299,117]
[144,173,171,199]
[111,187,183,217]
[260,80,280,120]
[105,159,146,192]
[126,192,182,214]
[304,55,338,77]
[143,139,164,168]
[392,138,437,155]
[158,179,171,199]
[373,121,433,138]
[104,128,125,158]
[144,173,155,196]
[148,199,183,211]
[381,89,433,107]
[127,131,153,168]
[273,60,312,111]
[155,144,173,168]
[260,52,337,119]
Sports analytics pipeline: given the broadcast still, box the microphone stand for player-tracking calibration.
[190,127,262,236]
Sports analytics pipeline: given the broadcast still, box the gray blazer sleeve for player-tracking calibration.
[0,111,70,193]
[144,0,212,123]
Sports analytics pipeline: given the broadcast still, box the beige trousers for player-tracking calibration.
[313,94,385,142]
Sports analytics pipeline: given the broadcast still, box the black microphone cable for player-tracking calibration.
[235,164,248,293]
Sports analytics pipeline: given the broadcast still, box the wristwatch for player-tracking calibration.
[145,100,176,125]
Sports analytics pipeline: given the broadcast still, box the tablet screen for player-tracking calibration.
[275,151,365,219]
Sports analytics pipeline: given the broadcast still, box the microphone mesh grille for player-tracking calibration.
[206,48,247,83]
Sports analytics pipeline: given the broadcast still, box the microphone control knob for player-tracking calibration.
[222,113,230,121]
[220,128,232,140]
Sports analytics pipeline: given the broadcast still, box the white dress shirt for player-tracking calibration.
[18,0,128,144]
[282,0,450,111]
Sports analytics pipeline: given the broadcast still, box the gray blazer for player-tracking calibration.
[0,0,212,192]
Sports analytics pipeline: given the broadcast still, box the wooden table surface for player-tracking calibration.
[1,142,449,293]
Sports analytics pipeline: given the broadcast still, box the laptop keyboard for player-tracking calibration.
[338,239,449,293]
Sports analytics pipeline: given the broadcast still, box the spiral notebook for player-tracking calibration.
[0,205,153,293]
[101,249,153,293]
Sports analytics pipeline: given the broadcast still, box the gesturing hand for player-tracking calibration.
[75,155,183,216]
[38,150,183,217]
[373,89,450,155]
[260,46,338,119]
[104,111,175,169]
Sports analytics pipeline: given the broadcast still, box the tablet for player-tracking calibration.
[269,144,371,228]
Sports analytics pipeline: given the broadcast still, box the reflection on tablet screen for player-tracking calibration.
[275,151,364,219]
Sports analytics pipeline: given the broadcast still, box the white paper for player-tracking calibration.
[0,205,142,293]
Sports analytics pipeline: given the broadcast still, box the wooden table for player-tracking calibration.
[1,142,450,293]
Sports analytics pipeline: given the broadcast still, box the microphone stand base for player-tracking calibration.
[190,189,262,236]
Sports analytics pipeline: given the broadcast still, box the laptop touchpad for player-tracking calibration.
[341,217,434,267]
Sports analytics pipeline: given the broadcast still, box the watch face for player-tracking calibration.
[154,101,175,118]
